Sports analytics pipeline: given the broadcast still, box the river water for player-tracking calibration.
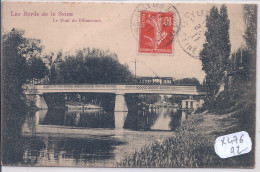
[18,107,190,167]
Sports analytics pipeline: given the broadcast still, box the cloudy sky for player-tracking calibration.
[3,2,245,83]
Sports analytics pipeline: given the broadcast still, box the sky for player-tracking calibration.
[2,2,245,83]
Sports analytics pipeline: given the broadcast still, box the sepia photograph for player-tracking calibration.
[1,1,257,168]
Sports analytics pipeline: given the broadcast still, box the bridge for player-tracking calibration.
[25,84,206,111]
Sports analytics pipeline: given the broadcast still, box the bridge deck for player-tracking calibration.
[27,84,206,95]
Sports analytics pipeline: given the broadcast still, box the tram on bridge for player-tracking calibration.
[136,77,174,85]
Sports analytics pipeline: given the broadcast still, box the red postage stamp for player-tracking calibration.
[138,11,174,54]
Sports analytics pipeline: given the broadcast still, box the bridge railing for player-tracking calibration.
[40,84,117,89]
[36,84,197,89]
[34,84,202,94]
[125,85,197,90]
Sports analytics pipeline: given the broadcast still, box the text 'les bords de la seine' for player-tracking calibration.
[11,11,73,17]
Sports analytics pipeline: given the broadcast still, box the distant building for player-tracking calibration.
[181,99,204,110]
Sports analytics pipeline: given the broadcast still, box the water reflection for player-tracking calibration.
[30,108,183,131]
[20,107,191,166]
[39,109,115,129]
[125,108,182,131]
[21,135,124,166]
[151,108,179,131]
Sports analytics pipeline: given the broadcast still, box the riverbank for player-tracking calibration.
[117,110,255,168]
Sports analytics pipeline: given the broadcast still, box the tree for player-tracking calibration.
[2,29,28,104]
[243,4,257,80]
[175,77,200,85]
[200,5,231,99]
[2,28,46,110]
[27,57,47,79]
[230,48,251,82]
[2,29,33,164]
[18,38,43,61]
[56,48,134,84]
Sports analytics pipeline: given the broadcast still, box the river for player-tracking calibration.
[14,107,190,167]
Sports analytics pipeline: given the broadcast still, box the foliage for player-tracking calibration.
[229,48,251,82]
[241,5,257,103]
[2,29,41,164]
[200,5,231,98]
[27,56,47,79]
[239,4,257,108]
[225,5,257,155]
[168,95,189,104]
[2,29,48,163]
[2,29,28,104]
[50,48,134,84]
[18,38,43,61]
[202,4,257,113]
[243,4,257,77]
[49,65,57,84]
[175,77,200,85]
[139,94,161,104]
[214,5,256,111]
[3,28,47,84]
[118,113,254,168]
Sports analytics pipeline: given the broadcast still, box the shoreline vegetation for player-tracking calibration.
[117,109,255,168]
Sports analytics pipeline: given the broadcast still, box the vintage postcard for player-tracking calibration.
[1,1,257,168]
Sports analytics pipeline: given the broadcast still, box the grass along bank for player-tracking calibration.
[117,110,255,168]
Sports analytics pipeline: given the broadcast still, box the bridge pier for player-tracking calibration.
[114,111,127,129]
[35,94,48,109]
[114,93,128,112]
